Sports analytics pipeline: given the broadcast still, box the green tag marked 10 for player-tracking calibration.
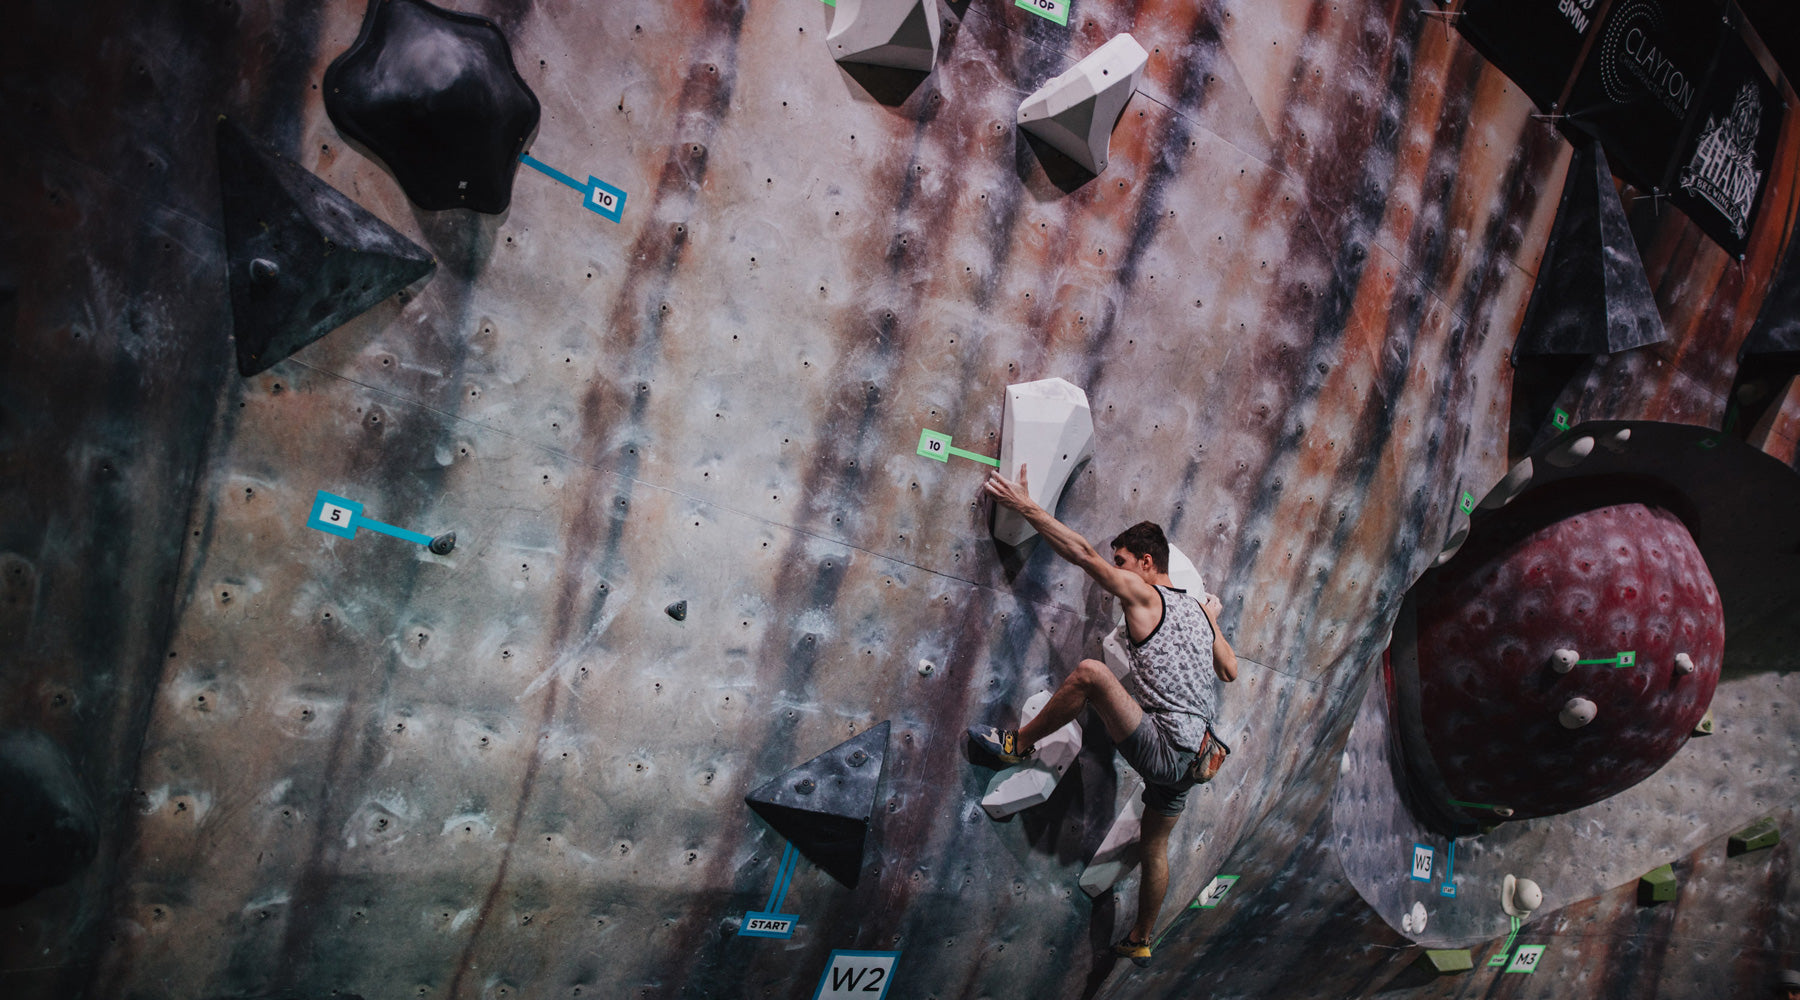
[1576,650,1636,669]
[1458,491,1476,515]
[1551,408,1571,431]
[1016,0,1070,26]
[916,428,1000,467]
[1487,916,1522,966]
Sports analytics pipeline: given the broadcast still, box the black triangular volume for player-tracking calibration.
[216,120,434,376]
[1741,238,1800,359]
[1514,141,1665,359]
[744,721,890,888]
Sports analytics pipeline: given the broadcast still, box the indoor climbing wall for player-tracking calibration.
[1,1,1798,999]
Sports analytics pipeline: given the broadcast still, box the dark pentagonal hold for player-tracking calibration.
[324,0,541,213]
[1514,141,1666,358]
[666,600,688,621]
[216,121,435,376]
[744,721,890,888]
[0,730,98,905]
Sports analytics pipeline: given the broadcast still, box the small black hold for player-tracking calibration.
[429,531,456,555]
[795,778,816,795]
[848,749,868,767]
[665,600,687,621]
[249,258,280,283]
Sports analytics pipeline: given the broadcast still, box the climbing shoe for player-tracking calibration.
[967,725,1033,766]
[1113,935,1152,967]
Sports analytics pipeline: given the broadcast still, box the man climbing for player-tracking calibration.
[969,465,1238,967]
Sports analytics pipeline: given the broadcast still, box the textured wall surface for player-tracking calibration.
[1,1,1797,999]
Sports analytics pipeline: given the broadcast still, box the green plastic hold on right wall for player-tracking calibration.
[1638,864,1677,904]
[1729,817,1780,856]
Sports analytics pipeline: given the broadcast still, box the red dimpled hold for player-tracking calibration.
[1414,503,1722,820]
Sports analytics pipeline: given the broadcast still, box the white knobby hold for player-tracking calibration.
[1559,697,1597,728]
[1434,524,1470,567]
[826,0,941,71]
[1602,427,1632,453]
[1079,777,1146,897]
[1401,900,1428,935]
[1550,649,1579,673]
[1479,457,1534,510]
[980,690,1083,819]
[1673,652,1695,675]
[1503,874,1542,916]
[1016,33,1149,173]
[993,377,1095,547]
[1546,435,1595,468]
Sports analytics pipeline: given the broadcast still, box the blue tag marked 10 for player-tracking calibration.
[520,152,627,223]
[308,491,433,546]
[1440,841,1457,898]
[1016,0,1070,26]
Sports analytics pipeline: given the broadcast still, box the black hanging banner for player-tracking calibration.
[1562,0,1728,193]
[1457,0,1604,113]
[1666,25,1783,258]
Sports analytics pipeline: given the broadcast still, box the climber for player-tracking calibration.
[968,464,1238,967]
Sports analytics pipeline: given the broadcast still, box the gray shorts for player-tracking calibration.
[1116,715,1200,816]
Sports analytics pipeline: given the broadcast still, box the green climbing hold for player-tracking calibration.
[1692,709,1714,736]
[1638,864,1677,904]
[1413,949,1473,975]
[1729,817,1779,856]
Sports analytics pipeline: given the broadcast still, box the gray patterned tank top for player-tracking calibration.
[1120,585,1218,751]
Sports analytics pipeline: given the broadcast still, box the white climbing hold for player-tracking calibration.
[1016,33,1149,174]
[1479,457,1534,510]
[1434,524,1469,567]
[1559,697,1597,728]
[1502,874,1542,916]
[917,658,936,676]
[993,377,1095,547]
[826,0,941,71]
[1550,649,1579,673]
[1079,776,1145,897]
[1401,900,1428,934]
[1546,435,1595,468]
[1673,652,1694,675]
[981,691,1083,819]
[1601,427,1632,453]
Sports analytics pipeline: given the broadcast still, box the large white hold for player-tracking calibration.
[1079,776,1146,896]
[1015,33,1149,174]
[826,0,940,72]
[993,377,1095,547]
[980,690,1084,819]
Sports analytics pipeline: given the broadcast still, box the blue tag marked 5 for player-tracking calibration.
[520,152,627,222]
[307,491,433,546]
